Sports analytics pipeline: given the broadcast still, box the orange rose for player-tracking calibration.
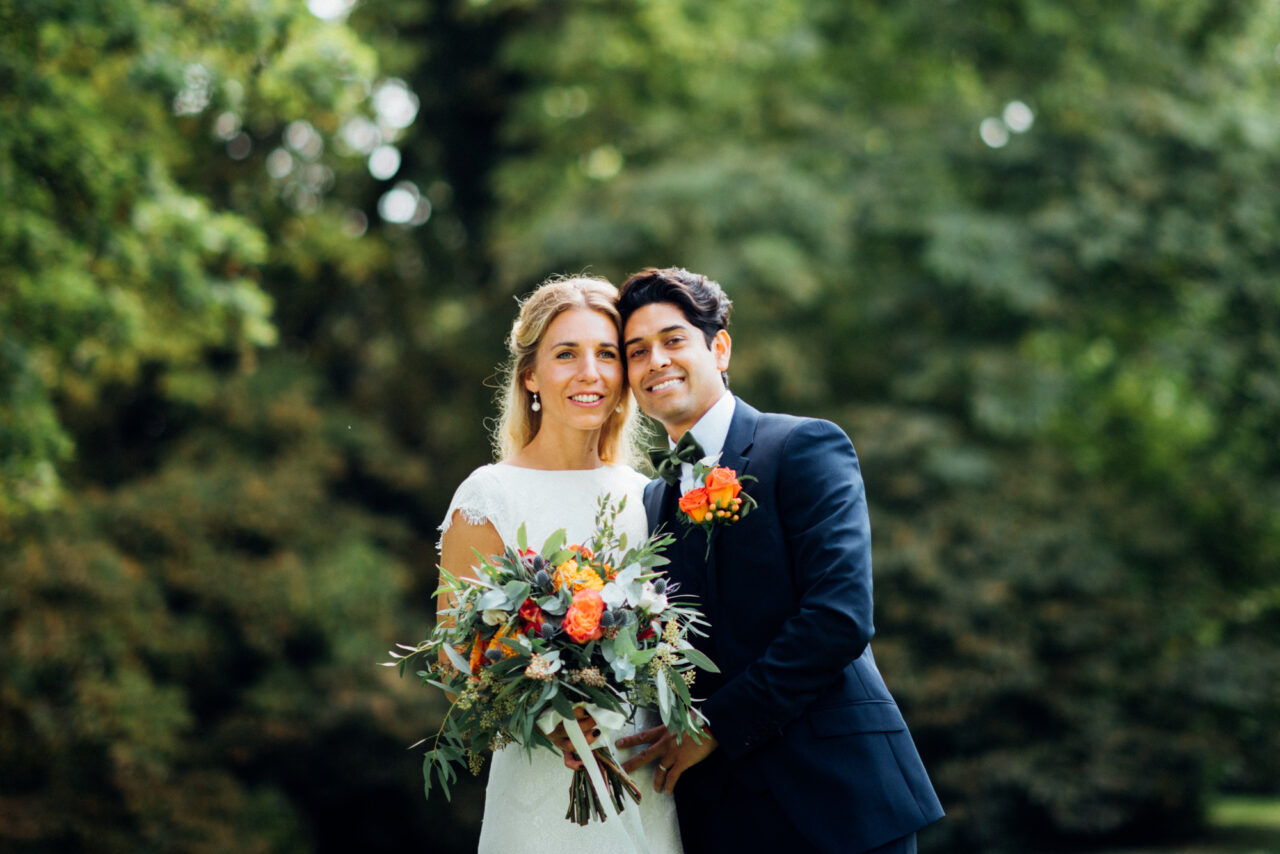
[467,635,489,673]
[678,487,712,523]
[562,588,605,643]
[490,623,521,657]
[568,544,595,560]
[704,466,742,509]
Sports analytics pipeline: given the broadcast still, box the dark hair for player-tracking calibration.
[617,267,733,347]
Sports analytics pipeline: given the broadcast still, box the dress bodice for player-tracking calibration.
[439,463,651,554]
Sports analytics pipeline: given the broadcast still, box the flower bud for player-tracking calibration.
[533,569,551,589]
[484,648,502,662]
[652,578,667,595]
[600,609,618,628]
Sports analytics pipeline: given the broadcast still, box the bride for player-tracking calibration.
[437,276,683,853]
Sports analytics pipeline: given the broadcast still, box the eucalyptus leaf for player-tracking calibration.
[502,580,531,604]
[547,548,575,566]
[541,528,567,556]
[681,647,720,674]
[656,669,672,726]
[476,588,510,610]
[666,665,694,706]
[551,688,577,721]
[442,643,472,674]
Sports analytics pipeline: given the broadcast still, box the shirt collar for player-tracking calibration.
[669,390,736,464]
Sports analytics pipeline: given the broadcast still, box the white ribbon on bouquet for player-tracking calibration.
[537,702,650,853]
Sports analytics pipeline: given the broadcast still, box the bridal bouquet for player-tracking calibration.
[386,497,717,826]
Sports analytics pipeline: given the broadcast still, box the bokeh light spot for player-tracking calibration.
[980,118,1009,148]
[1003,100,1035,133]
[368,145,402,180]
[582,145,623,180]
[266,148,294,179]
[308,0,355,20]
[342,209,369,238]
[214,112,241,141]
[227,133,252,160]
[378,182,420,224]
[285,121,324,160]
[173,63,213,116]
[373,80,420,130]
[340,116,381,155]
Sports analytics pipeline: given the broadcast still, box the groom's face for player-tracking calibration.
[624,301,730,440]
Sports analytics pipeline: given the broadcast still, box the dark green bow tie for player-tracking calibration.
[649,432,706,487]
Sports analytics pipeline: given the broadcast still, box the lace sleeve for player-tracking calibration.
[437,466,505,552]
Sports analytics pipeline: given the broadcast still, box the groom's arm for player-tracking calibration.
[699,418,876,760]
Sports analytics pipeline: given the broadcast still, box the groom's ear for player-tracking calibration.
[712,330,731,372]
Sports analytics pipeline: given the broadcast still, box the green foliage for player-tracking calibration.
[0,365,434,851]
[0,0,374,516]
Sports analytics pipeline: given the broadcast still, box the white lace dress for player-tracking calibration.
[439,463,684,854]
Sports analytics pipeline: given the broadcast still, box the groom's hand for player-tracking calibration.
[618,725,718,794]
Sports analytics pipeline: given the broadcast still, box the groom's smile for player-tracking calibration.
[646,376,684,394]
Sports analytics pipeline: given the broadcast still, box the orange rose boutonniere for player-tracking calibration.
[677,463,757,556]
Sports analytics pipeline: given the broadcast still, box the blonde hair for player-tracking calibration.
[494,275,640,465]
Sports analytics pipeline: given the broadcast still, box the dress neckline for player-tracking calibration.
[494,462,617,473]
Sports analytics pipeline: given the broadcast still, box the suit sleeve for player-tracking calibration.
[699,419,875,759]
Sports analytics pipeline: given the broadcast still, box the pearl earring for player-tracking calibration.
[616,404,623,413]
[530,392,541,412]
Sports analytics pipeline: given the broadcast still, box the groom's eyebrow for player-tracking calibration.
[624,324,687,349]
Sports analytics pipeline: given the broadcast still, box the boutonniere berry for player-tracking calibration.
[676,462,757,556]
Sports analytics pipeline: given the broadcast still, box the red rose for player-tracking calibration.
[518,597,544,630]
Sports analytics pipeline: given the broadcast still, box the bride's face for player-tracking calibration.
[524,308,623,434]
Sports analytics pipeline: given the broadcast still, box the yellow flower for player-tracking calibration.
[490,624,521,659]
[552,557,605,593]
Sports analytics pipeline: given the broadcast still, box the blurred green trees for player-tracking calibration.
[2,0,1278,851]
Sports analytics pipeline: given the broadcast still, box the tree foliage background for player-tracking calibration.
[2,0,1278,852]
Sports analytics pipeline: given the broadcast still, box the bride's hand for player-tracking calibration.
[549,707,599,771]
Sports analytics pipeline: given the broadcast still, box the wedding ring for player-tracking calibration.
[659,763,673,771]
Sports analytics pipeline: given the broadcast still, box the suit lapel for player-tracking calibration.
[702,396,760,607]
[643,477,671,536]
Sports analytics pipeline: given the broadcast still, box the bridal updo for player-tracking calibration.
[494,275,640,465]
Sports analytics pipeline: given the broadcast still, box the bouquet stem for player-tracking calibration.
[564,745,642,826]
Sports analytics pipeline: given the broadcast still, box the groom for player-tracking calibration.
[614,268,943,853]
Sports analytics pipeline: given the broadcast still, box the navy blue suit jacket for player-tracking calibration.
[643,397,943,853]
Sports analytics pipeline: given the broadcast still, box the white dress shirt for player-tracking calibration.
[670,390,736,494]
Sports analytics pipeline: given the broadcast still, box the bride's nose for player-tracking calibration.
[577,352,603,380]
